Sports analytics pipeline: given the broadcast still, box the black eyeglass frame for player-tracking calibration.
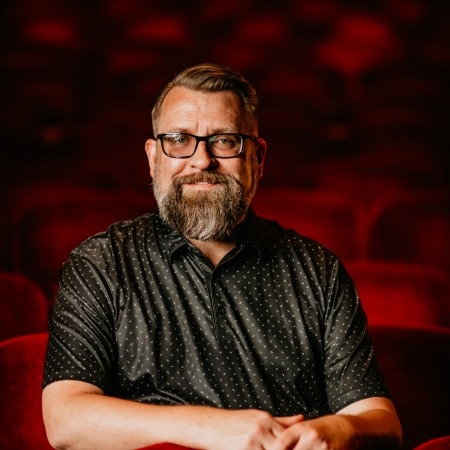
[156,132,258,159]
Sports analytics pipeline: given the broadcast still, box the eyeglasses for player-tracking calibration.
[156,132,257,159]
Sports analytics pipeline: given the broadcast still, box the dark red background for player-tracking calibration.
[0,1,449,448]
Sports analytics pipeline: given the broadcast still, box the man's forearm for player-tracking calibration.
[42,381,303,450]
[338,408,403,450]
[273,398,402,450]
[337,397,402,450]
[43,382,400,450]
[43,386,204,450]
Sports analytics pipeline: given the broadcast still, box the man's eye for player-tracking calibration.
[214,135,238,147]
[166,135,188,145]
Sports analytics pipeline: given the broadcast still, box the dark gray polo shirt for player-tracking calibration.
[43,211,388,418]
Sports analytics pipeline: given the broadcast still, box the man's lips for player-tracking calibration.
[183,181,220,189]
[189,181,220,185]
[177,173,228,186]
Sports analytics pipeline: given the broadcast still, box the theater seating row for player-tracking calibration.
[252,186,450,275]
[2,183,448,290]
[1,327,449,450]
[0,272,49,342]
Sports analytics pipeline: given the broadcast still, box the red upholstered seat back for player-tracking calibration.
[252,188,363,263]
[370,325,450,450]
[347,261,450,328]
[10,186,156,298]
[414,436,450,449]
[0,332,52,450]
[368,190,450,274]
[0,272,49,341]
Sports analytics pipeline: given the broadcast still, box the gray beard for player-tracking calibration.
[153,171,254,241]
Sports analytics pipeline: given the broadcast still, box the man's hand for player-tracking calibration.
[269,398,402,450]
[195,409,305,450]
[269,414,351,450]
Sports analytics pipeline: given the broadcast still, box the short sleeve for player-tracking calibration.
[322,261,389,412]
[43,252,117,391]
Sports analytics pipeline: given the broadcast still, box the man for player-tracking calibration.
[42,63,402,450]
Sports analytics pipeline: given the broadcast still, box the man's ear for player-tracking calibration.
[255,138,267,179]
[145,139,157,178]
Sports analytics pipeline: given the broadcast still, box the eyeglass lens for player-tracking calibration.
[161,134,243,158]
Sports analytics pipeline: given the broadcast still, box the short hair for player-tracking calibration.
[151,63,259,135]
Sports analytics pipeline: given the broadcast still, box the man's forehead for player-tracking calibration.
[157,86,256,135]
[159,87,244,126]
[162,86,241,106]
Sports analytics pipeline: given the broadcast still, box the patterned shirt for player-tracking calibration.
[43,211,388,418]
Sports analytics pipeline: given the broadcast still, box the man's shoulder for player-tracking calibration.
[72,212,159,259]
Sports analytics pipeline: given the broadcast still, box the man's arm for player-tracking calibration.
[273,397,402,450]
[42,380,304,450]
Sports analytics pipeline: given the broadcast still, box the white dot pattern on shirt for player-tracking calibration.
[44,213,388,417]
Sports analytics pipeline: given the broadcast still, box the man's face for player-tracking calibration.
[145,86,266,240]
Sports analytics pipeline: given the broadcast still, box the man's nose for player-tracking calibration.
[189,141,218,170]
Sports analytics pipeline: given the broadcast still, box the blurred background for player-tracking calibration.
[0,0,449,318]
[1,2,450,448]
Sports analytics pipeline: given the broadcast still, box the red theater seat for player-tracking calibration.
[0,332,52,449]
[11,186,156,298]
[368,190,450,273]
[370,325,450,450]
[414,436,450,449]
[0,271,49,341]
[309,149,446,207]
[346,261,450,328]
[252,188,363,263]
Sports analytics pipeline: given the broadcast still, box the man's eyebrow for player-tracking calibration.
[210,128,237,134]
[163,128,239,135]
[164,127,190,134]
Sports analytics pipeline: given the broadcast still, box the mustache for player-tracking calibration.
[174,172,235,186]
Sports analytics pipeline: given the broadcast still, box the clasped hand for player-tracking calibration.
[203,409,340,450]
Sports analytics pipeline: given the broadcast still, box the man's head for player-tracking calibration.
[151,62,260,137]
[145,63,266,241]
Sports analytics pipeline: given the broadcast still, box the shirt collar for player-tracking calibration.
[152,214,189,262]
[153,209,269,263]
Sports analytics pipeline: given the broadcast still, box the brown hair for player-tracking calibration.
[151,63,259,135]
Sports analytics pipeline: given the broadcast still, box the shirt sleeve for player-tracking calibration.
[322,260,389,412]
[43,251,117,392]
